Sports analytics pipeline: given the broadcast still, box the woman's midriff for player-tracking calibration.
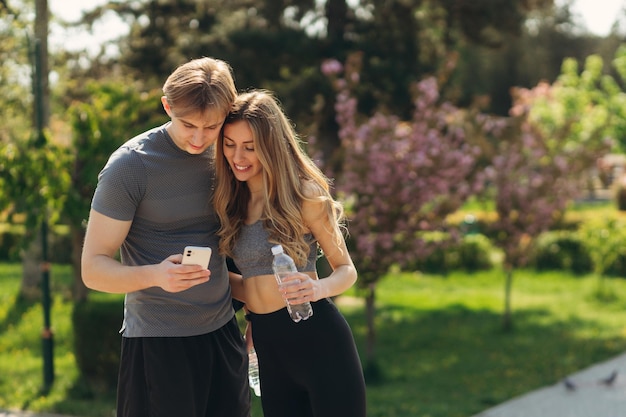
[243,272,318,314]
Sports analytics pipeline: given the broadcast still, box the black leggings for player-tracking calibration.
[249,298,366,417]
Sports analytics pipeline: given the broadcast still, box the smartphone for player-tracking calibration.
[181,246,212,269]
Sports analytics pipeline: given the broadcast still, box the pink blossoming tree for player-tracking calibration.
[322,55,487,370]
[490,54,613,330]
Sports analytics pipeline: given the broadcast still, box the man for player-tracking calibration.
[81,57,250,417]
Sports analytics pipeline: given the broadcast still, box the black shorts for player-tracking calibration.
[116,316,250,417]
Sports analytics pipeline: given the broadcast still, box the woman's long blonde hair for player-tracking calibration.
[214,90,345,266]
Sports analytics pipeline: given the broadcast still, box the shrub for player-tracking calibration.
[407,232,494,274]
[0,230,21,261]
[614,176,626,211]
[454,234,495,272]
[530,231,592,274]
[72,299,124,393]
[0,225,72,263]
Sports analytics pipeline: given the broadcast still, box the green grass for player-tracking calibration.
[2,264,626,417]
[342,269,626,417]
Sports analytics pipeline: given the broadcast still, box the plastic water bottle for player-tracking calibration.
[248,347,261,397]
[271,244,313,322]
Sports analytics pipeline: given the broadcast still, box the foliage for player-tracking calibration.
[64,80,167,229]
[491,81,609,270]
[529,230,592,274]
[323,54,489,369]
[600,44,626,152]
[407,232,495,274]
[578,214,626,298]
[0,134,71,240]
[484,52,615,329]
[0,224,72,263]
[66,0,559,161]
[614,174,626,210]
[72,299,124,393]
[0,0,33,146]
[0,0,68,243]
[325,55,486,285]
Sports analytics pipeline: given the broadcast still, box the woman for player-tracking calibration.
[214,90,367,417]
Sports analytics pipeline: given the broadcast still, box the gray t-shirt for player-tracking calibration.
[91,124,233,337]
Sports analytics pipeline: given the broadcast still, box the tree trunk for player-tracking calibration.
[365,283,376,361]
[35,0,50,124]
[363,282,383,381]
[21,0,50,300]
[71,227,88,302]
[325,0,348,48]
[502,264,513,331]
[20,232,42,300]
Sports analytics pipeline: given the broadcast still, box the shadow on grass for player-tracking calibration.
[0,294,37,336]
[342,304,625,417]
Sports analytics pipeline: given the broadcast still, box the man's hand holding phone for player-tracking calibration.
[158,246,213,293]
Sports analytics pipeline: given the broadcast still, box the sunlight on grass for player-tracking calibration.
[0,264,113,416]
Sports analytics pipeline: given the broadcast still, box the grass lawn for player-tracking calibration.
[1,263,626,416]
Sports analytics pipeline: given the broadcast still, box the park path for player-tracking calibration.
[471,351,626,417]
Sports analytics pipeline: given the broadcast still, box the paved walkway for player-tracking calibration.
[3,352,626,417]
[471,351,626,417]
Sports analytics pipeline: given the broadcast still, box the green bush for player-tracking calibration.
[72,299,124,393]
[578,215,626,278]
[454,234,495,272]
[0,230,21,261]
[409,233,494,274]
[530,231,592,274]
[614,178,626,211]
[0,225,72,264]
[606,253,626,276]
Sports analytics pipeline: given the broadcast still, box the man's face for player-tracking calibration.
[162,97,226,154]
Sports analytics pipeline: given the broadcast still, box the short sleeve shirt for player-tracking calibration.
[91,124,233,337]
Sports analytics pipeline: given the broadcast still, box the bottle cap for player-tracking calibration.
[271,245,283,255]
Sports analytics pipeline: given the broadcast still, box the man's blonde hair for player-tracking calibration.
[163,57,236,117]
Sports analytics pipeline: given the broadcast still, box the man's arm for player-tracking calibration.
[81,209,211,294]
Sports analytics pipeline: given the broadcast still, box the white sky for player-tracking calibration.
[48,0,127,56]
[557,0,624,35]
[48,0,625,55]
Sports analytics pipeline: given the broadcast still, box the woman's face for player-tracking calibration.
[222,120,263,185]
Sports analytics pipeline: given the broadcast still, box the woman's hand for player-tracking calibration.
[279,273,325,305]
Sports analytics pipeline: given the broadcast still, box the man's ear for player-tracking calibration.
[161,96,172,116]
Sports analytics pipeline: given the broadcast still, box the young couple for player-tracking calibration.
[81,57,366,417]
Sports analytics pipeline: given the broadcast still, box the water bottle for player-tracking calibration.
[248,347,261,397]
[271,244,313,322]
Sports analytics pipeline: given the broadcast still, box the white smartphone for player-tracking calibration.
[181,246,212,268]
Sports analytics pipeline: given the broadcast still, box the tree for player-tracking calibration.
[579,216,626,299]
[490,53,614,330]
[323,55,486,375]
[0,0,63,299]
[67,0,557,164]
[0,0,32,146]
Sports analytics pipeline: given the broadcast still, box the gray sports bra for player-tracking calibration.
[231,221,318,279]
